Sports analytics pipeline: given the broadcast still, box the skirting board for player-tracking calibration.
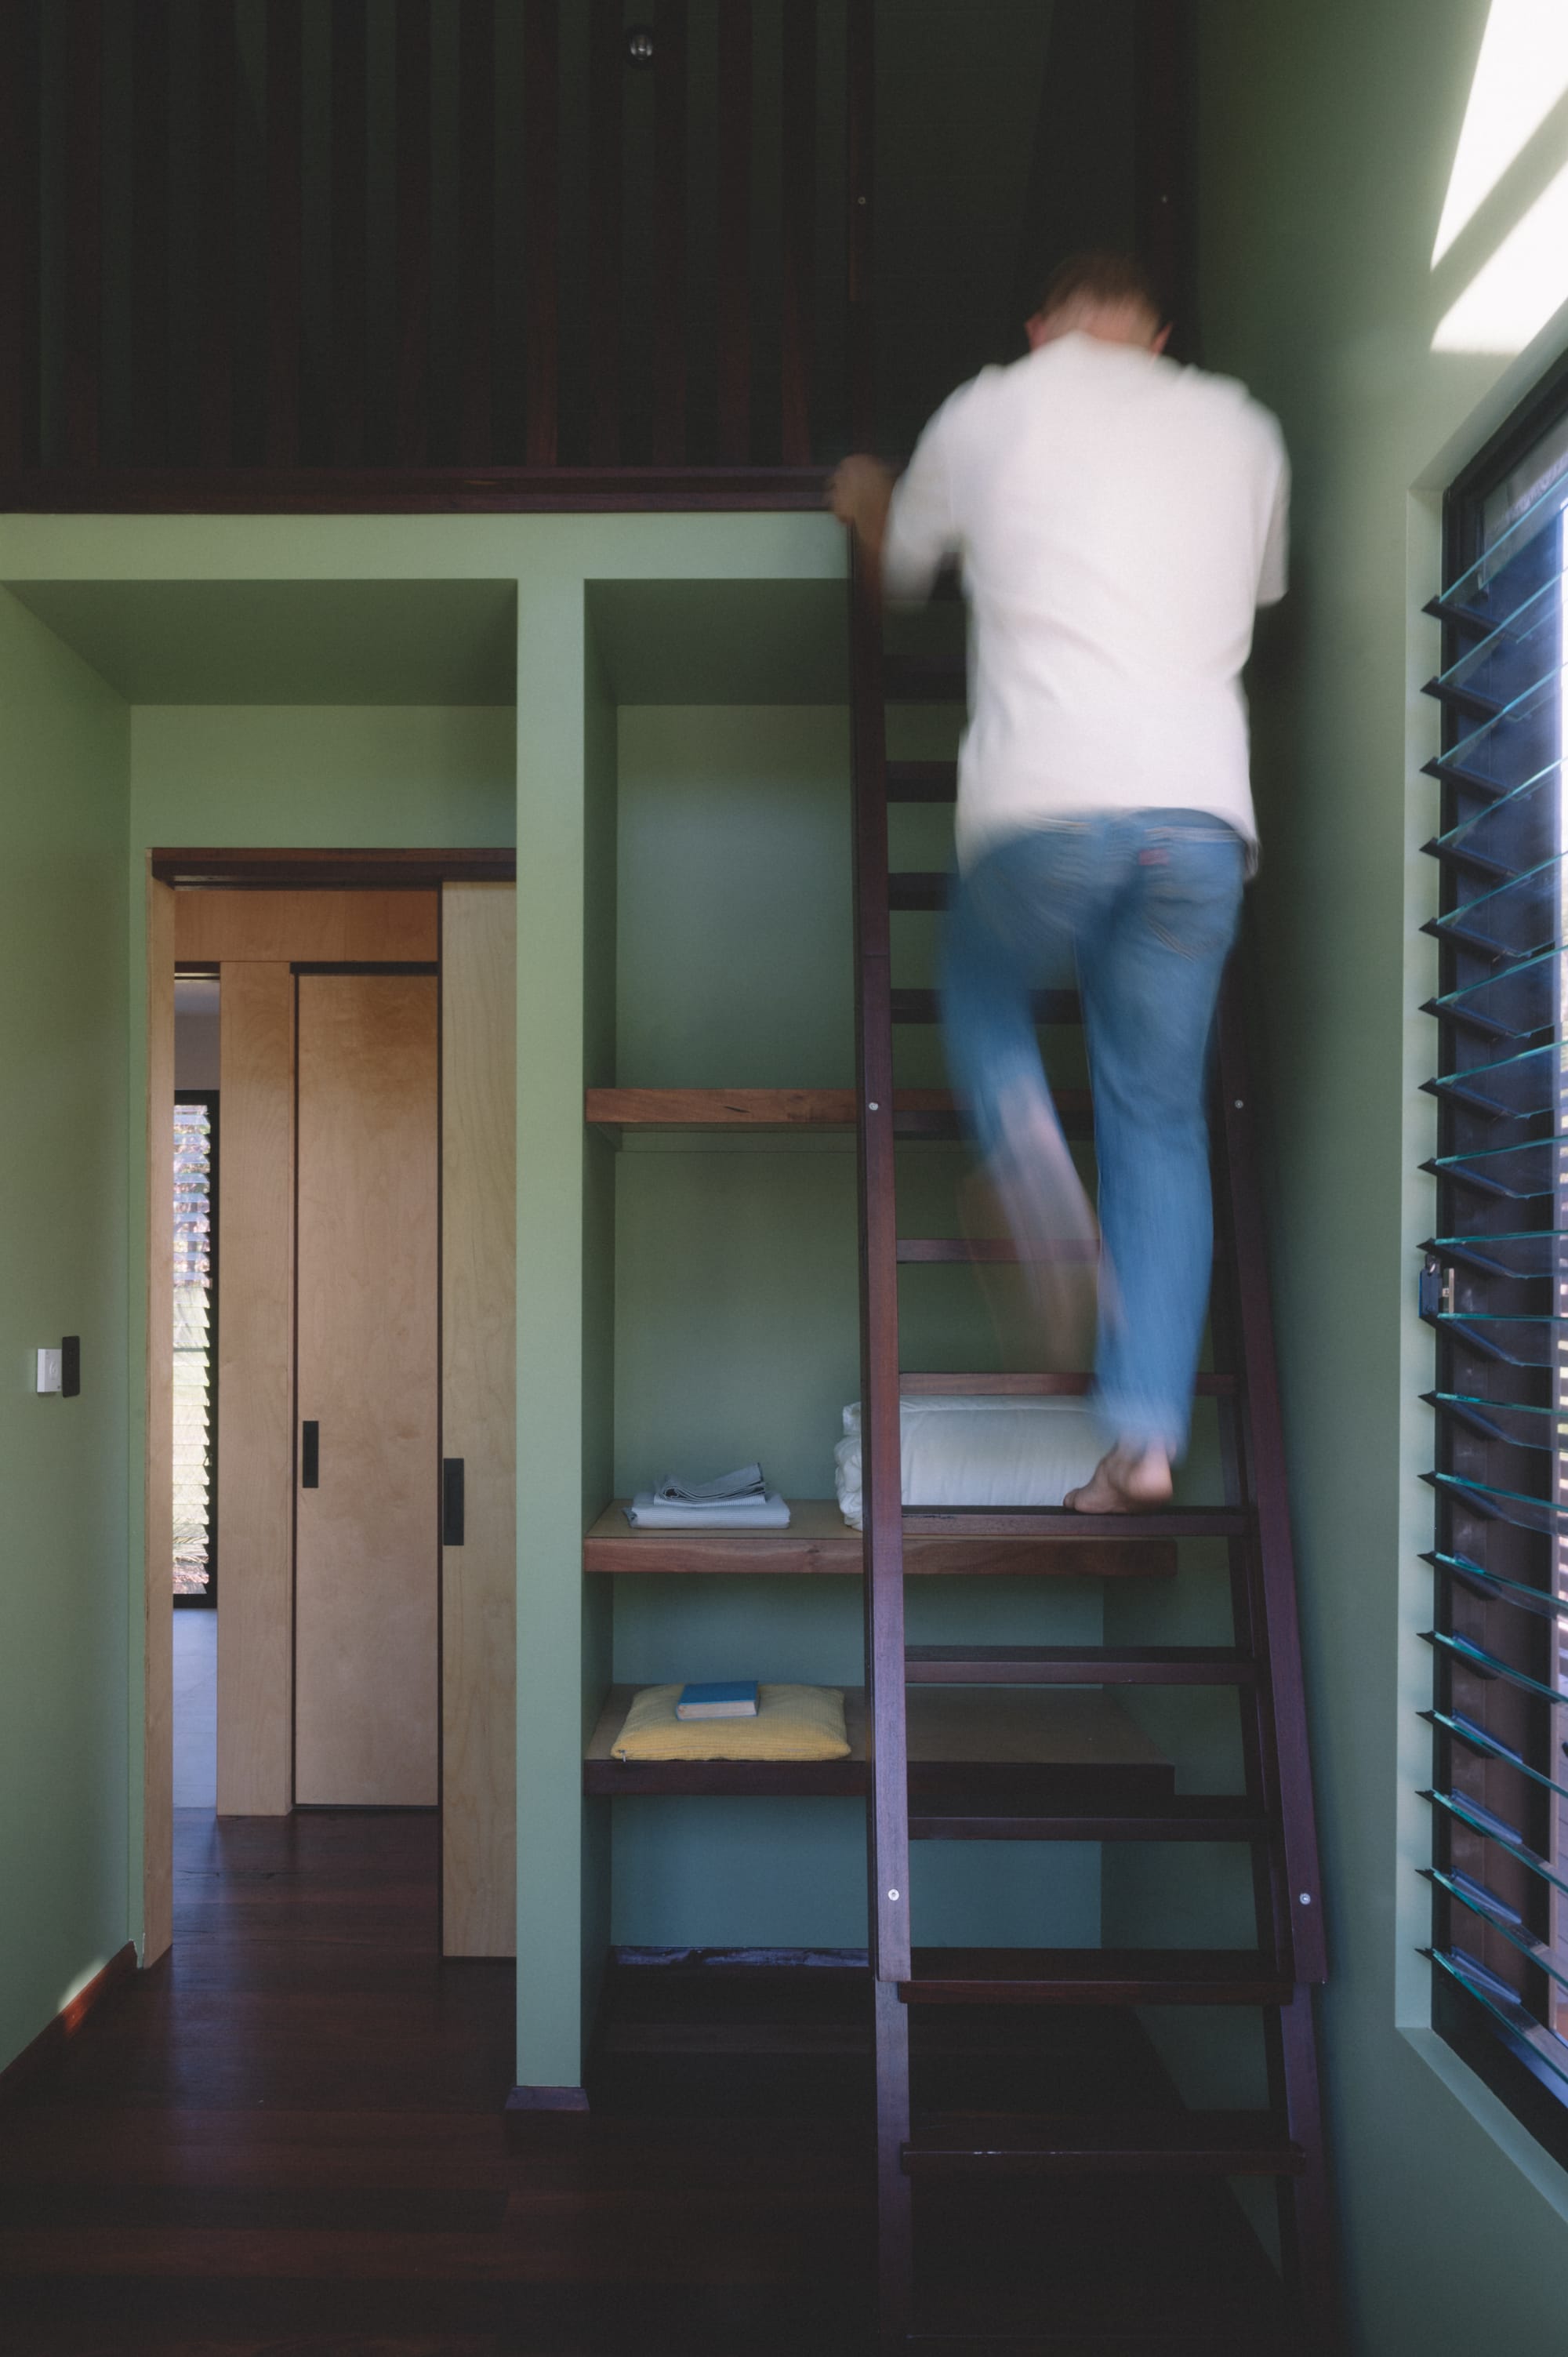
[506,2085,590,2115]
[0,1942,137,2104]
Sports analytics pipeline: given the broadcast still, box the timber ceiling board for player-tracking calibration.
[3,580,517,706]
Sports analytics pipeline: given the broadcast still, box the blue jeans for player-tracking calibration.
[941,812,1246,1455]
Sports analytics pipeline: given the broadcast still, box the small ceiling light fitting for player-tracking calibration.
[626,24,655,67]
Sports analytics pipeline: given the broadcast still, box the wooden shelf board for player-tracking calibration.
[585,1087,954,1128]
[583,1502,1178,1579]
[583,1685,1173,1802]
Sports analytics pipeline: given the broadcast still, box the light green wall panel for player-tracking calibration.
[129,704,516,848]
[1199,1,1568,2344]
[0,590,131,2075]
[615,705,855,1090]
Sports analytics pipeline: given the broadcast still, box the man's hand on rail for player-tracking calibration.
[827,454,895,577]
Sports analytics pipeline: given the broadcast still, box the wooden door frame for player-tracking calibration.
[142,848,515,1962]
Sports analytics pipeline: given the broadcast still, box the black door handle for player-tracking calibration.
[301,1420,319,1487]
[442,1458,465,1545]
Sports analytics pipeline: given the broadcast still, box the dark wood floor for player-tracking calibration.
[0,1811,872,2356]
[0,1810,1294,2355]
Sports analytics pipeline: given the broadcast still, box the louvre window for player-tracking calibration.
[172,1099,216,1600]
[1421,358,1568,2155]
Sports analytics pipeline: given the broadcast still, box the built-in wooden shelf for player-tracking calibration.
[586,1087,946,1128]
[583,1684,1172,1803]
[583,1501,1178,1580]
[585,1086,1091,1138]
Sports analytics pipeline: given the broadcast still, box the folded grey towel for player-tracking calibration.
[625,1489,792,1531]
[653,1462,767,1505]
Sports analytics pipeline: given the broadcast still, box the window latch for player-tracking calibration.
[1420,1255,1454,1320]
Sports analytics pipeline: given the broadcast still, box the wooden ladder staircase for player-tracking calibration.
[848,557,1338,2355]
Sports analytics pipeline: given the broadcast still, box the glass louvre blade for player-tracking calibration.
[1429,1949,1568,2094]
[1427,849,1568,960]
[1426,1708,1568,1803]
[1425,1789,1568,1900]
[1428,1392,1568,1449]
[1427,1038,1567,1120]
[1431,1233,1566,1280]
[1434,1882,1568,2010]
[1426,1547,1568,1620]
[1427,949,1559,1043]
[1428,1313,1568,1367]
[1429,673,1561,798]
[1425,1869,1568,1996]
[1430,764,1562,884]
[1436,466,1568,625]
[1429,575,1561,711]
[1427,1139,1563,1200]
[1425,1625,1564,1705]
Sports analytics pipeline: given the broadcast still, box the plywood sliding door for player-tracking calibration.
[216,964,296,1814]
[441,884,517,1956]
[295,974,440,1807]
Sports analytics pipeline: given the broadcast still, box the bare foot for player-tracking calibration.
[1065,1445,1174,1514]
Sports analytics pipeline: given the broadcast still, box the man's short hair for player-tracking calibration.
[1031,250,1163,325]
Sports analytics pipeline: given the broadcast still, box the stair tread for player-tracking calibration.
[884,655,967,701]
[901,1506,1247,1539]
[891,985,1080,1023]
[885,759,958,803]
[905,1647,1254,1685]
[904,2108,1305,2174]
[909,1796,1268,1842]
[902,1948,1294,2005]
[899,1371,1236,1398]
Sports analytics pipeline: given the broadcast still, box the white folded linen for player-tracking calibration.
[833,1394,1109,1529]
[624,1488,793,1531]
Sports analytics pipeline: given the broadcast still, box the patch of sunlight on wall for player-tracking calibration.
[1432,0,1568,264]
[1433,155,1568,351]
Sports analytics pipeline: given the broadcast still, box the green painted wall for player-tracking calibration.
[601,698,1102,1949]
[0,590,131,2073]
[129,704,516,850]
[1199,2,1568,2344]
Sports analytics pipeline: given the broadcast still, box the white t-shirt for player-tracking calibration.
[881,332,1289,871]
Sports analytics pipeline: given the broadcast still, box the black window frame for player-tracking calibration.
[1425,344,1568,2170]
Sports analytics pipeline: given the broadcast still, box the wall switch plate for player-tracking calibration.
[36,1347,62,1394]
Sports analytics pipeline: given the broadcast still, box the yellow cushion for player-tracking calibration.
[611,1683,851,1763]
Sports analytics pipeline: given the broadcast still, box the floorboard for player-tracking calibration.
[0,1813,1294,2355]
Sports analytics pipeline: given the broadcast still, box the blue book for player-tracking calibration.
[676,1680,760,1721]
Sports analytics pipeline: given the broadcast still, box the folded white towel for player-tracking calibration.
[625,1490,793,1531]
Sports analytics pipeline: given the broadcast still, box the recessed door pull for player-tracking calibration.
[442,1458,465,1546]
[301,1420,319,1487]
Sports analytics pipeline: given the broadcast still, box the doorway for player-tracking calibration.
[147,853,516,1964]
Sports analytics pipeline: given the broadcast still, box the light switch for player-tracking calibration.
[36,1347,62,1394]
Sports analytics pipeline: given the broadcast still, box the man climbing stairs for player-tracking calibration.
[849,556,1339,2354]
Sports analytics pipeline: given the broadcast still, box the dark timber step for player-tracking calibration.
[899,1371,1238,1399]
[898,1237,1069,1264]
[902,2112,1305,2178]
[901,1506,1247,1540]
[891,984,1080,1022]
[902,1949,1294,2007]
[886,759,958,802]
[884,653,967,702]
[894,1094,1092,1141]
[904,2333,1316,2355]
[905,1647,1255,1687]
[909,1796,1269,1843]
[890,870,950,911]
